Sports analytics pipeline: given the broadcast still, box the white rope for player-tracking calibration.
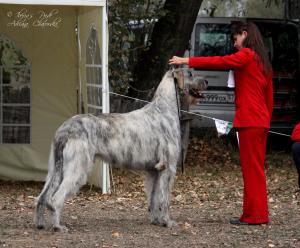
[269,130,291,137]
[180,109,212,119]
[110,92,151,104]
[109,91,291,138]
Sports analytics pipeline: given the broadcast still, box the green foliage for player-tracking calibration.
[0,34,28,67]
[200,0,284,18]
[264,0,285,7]
[108,0,166,94]
[0,34,29,88]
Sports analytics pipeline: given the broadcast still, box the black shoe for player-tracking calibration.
[229,218,249,225]
[230,217,268,225]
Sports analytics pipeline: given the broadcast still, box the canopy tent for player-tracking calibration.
[0,0,110,193]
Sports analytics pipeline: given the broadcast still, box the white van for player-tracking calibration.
[188,17,299,134]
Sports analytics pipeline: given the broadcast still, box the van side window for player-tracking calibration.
[194,23,234,56]
[256,22,299,123]
[257,23,299,75]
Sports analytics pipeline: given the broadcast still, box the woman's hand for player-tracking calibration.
[168,56,189,65]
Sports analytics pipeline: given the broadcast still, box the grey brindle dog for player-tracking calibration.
[34,69,207,231]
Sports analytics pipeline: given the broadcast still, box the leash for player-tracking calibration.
[171,67,183,121]
[172,68,185,173]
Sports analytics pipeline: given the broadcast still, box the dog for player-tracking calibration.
[34,69,207,231]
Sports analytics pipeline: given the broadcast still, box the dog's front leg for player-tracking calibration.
[146,168,176,228]
[145,170,159,225]
[157,169,177,228]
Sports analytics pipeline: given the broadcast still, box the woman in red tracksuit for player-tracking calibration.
[291,122,300,190]
[169,21,273,225]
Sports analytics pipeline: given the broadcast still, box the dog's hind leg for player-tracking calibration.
[50,141,93,232]
[50,164,90,231]
[34,144,57,229]
[35,182,50,229]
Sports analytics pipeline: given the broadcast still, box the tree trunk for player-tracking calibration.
[129,0,203,100]
[112,1,203,168]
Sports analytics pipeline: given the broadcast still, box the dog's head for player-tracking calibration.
[172,69,208,105]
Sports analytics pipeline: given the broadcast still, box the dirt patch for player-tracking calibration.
[0,138,300,248]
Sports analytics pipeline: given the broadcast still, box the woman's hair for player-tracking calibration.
[231,21,272,75]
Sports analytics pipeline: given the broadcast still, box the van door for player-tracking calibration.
[254,20,299,132]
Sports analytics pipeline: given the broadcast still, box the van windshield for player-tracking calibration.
[194,23,234,56]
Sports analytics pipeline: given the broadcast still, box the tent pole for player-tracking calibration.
[76,12,83,114]
[101,3,110,194]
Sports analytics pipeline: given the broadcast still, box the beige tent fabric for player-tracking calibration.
[77,6,108,188]
[77,6,103,106]
[0,5,91,181]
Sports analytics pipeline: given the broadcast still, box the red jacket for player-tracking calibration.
[291,122,300,141]
[189,48,273,128]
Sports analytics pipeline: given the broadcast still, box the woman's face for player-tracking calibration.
[233,31,247,50]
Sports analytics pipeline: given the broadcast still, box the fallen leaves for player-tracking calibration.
[111,231,121,238]
[185,136,239,168]
[175,194,183,202]
[0,136,299,247]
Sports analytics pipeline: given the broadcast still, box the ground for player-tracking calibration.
[0,136,300,248]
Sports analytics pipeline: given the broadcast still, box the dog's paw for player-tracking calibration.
[157,218,177,228]
[36,224,45,230]
[165,219,177,228]
[53,225,68,233]
[150,218,160,226]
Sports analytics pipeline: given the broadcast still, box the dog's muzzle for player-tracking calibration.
[189,79,208,98]
[189,88,205,98]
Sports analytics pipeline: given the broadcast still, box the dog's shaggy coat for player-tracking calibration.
[34,70,205,231]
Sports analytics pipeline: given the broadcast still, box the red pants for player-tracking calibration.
[237,127,269,224]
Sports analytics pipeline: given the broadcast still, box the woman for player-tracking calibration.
[291,122,300,191]
[169,21,273,225]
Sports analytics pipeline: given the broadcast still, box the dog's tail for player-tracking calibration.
[34,137,67,229]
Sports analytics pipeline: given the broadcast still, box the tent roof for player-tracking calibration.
[0,0,105,6]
